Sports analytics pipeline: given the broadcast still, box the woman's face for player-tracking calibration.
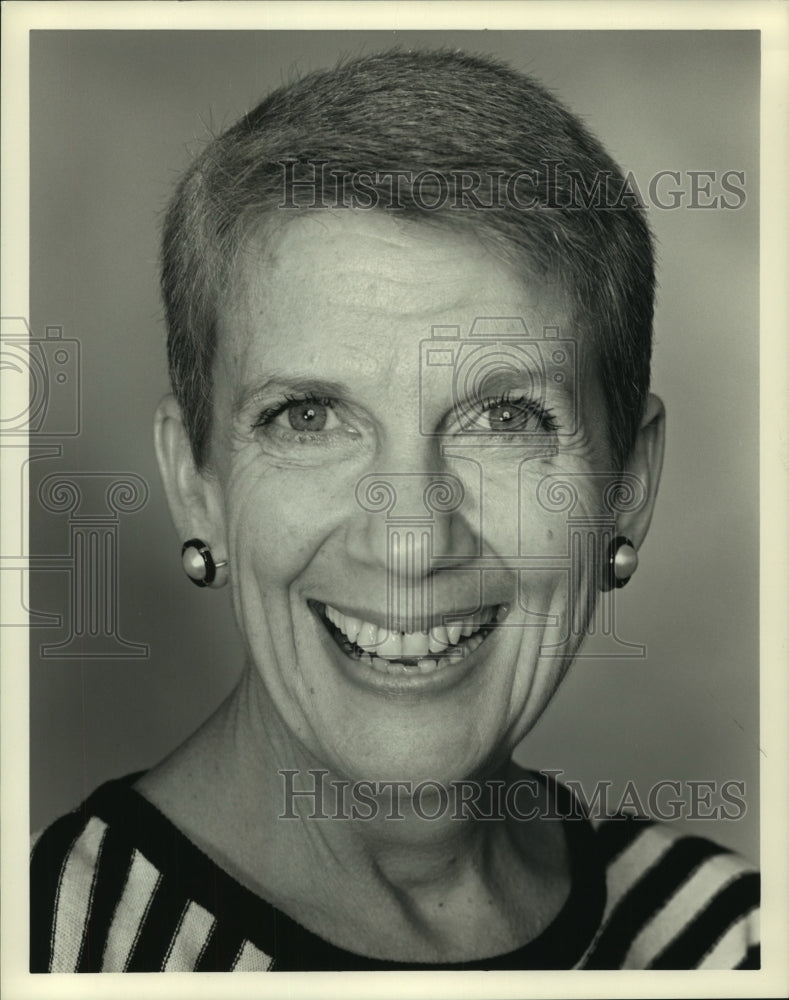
[203,210,615,783]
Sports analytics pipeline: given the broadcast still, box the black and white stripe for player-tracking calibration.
[30,807,272,972]
[30,775,759,972]
[579,815,759,969]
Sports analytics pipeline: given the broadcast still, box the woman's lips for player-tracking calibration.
[325,602,498,657]
[311,600,508,678]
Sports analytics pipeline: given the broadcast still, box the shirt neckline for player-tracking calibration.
[87,768,606,970]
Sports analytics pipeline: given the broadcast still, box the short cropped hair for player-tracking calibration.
[161,49,655,469]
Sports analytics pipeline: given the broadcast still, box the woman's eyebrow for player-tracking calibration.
[232,374,352,416]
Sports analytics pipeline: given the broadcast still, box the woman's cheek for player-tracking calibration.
[224,459,354,576]
[465,457,559,557]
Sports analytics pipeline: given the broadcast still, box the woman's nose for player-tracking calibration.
[346,437,478,576]
[347,467,475,631]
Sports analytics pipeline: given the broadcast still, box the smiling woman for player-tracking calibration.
[160,208,614,791]
[29,46,760,972]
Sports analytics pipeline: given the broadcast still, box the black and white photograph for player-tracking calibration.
[2,2,787,996]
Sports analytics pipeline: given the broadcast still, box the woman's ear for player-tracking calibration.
[153,395,226,553]
[616,392,666,550]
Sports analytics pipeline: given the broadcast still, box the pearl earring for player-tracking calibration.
[181,538,228,588]
[602,535,638,591]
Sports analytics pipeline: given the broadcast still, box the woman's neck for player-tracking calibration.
[137,666,570,962]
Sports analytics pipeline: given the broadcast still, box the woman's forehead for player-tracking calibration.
[220,210,576,360]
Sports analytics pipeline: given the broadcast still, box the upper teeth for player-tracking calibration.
[323,604,495,658]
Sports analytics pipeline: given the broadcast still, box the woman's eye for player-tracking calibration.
[462,396,557,435]
[484,401,535,431]
[282,400,331,432]
[252,396,343,439]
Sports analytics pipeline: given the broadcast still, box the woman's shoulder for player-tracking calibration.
[582,812,760,969]
[29,773,275,973]
[30,774,141,972]
[506,765,760,969]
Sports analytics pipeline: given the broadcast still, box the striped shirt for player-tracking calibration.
[30,772,760,971]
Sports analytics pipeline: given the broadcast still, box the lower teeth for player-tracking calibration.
[342,626,489,675]
[363,654,438,676]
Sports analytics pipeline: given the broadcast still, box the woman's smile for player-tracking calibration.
[308,598,509,690]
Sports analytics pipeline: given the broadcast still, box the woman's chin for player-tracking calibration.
[251,598,554,786]
[335,741,493,789]
[295,659,526,791]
